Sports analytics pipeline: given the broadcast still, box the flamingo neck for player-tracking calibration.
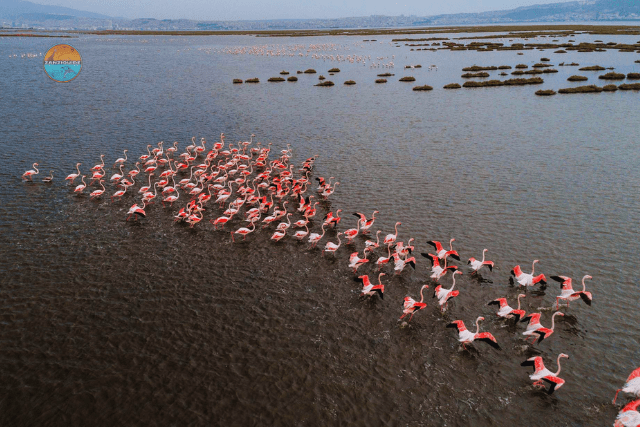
[554,356,564,376]
[531,261,536,275]
[517,295,523,310]
[481,250,486,263]
[551,312,560,330]
[419,286,426,303]
[475,319,481,335]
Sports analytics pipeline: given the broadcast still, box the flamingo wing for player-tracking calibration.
[550,275,572,287]
[487,299,504,307]
[420,253,438,266]
[510,309,526,322]
[541,376,565,394]
[354,275,371,287]
[484,261,494,271]
[427,240,444,253]
[353,212,366,221]
[575,291,593,306]
[371,285,384,299]
[475,332,500,350]
[446,320,465,333]
[511,265,523,278]
[521,356,544,372]
[532,328,552,343]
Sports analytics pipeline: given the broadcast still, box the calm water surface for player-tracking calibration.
[1,31,640,426]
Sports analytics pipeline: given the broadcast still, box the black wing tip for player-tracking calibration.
[487,300,499,306]
[450,254,461,261]
[550,275,563,282]
[521,360,535,367]
[487,264,493,272]
[446,322,457,328]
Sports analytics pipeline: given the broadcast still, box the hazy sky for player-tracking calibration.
[28,0,576,20]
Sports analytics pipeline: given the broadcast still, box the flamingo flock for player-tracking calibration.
[21,132,633,420]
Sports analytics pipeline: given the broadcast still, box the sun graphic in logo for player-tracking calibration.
[43,44,82,83]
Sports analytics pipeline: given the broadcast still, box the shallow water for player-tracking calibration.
[1,31,640,426]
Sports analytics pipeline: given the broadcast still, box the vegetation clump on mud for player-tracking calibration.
[318,75,326,80]
[412,85,433,91]
[515,64,528,69]
[579,65,606,71]
[558,85,603,93]
[602,84,618,91]
[377,73,394,77]
[344,80,356,85]
[399,76,416,82]
[627,73,640,79]
[444,83,461,89]
[618,83,640,90]
[462,72,490,78]
[280,70,289,75]
[463,77,544,88]
[233,79,243,84]
[328,68,340,72]
[245,78,259,83]
[462,65,498,71]
[599,72,625,80]
[315,80,334,86]
[568,75,588,81]
[535,89,556,96]
[304,69,317,74]
[268,77,285,82]
[375,79,387,83]
[287,76,298,82]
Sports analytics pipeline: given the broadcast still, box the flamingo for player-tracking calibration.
[614,400,640,427]
[356,273,385,299]
[399,284,429,322]
[364,230,382,254]
[142,182,159,204]
[276,212,293,231]
[614,367,640,404]
[427,239,460,261]
[511,260,547,287]
[353,210,379,234]
[90,180,106,199]
[74,175,87,194]
[110,164,125,182]
[210,215,232,230]
[348,251,370,273]
[522,311,564,343]
[139,173,154,194]
[111,185,126,201]
[308,224,327,248]
[392,253,416,274]
[375,245,393,270]
[186,209,204,228]
[343,218,361,244]
[488,294,526,321]
[323,209,342,228]
[139,145,152,162]
[42,170,54,183]
[126,201,147,221]
[447,316,500,350]
[91,154,105,171]
[65,163,81,184]
[231,219,257,242]
[521,353,569,394]
[271,229,286,242]
[396,238,415,259]
[162,190,179,207]
[468,249,494,273]
[551,275,593,309]
[320,181,339,198]
[294,224,309,240]
[434,270,462,311]
[323,232,343,256]
[22,163,39,181]
[422,253,458,281]
[113,149,128,168]
[383,222,401,247]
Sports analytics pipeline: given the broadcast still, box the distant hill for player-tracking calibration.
[0,0,114,20]
[1,0,639,30]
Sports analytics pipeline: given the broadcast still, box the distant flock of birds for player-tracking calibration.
[22,134,639,424]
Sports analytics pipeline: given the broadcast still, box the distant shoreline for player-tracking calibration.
[1,24,640,37]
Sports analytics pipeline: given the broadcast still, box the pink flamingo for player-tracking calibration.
[65,163,81,184]
[521,353,568,394]
[348,251,369,273]
[399,285,429,322]
[468,249,494,273]
[383,222,401,247]
[614,400,640,427]
[22,163,39,181]
[357,273,385,299]
[231,219,257,242]
[126,201,147,221]
[113,149,128,168]
[551,274,593,309]
[511,260,547,287]
[434,270,462,311]
[488,294,526,321]
[323,232,343,256]
[447,316,500,350]
[74,175,87,194]
[427,238,460,261]
[521,311,564,343]
[308,224,327,248]
[90,179,106,199]
[614,367,640,404]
